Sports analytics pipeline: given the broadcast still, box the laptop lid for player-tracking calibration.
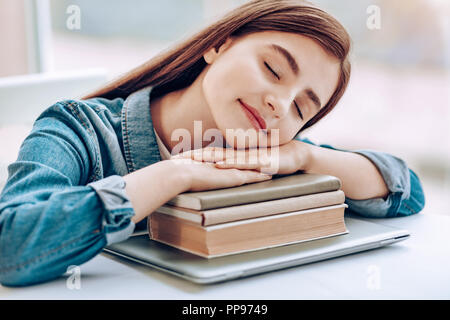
[103,216,409,284]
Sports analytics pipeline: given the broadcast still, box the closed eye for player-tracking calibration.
[294,101,303,120]
[264,61,280,80]
[265,61,303,121]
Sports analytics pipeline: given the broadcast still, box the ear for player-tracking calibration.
[203,37,234,64]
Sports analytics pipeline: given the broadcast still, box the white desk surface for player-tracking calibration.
[1,212,449,299]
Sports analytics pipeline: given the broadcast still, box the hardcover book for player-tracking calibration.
[156,190,345,226]
[148,204,348,258]
[166,173,342,210]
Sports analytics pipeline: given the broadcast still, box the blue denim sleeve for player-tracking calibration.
[295,137,426,218]
[0,108,135,287]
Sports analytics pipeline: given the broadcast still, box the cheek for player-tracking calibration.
[202,58,265,119]
[203,57,264,100]
[270,118,302,145]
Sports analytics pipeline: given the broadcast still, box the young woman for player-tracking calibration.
[0,0,425,286]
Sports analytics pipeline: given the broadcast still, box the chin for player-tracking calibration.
[214,102,271,149]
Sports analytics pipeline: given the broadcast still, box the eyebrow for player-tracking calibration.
[306,89,322,111]
[268,43,322,110]
[269,44,299,76]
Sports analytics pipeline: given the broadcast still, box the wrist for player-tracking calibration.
[165,159,192,192]
[293,139,315,172]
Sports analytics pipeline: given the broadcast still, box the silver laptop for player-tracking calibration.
[103,215,409,284]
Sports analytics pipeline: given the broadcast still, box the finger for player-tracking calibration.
[215,155,271,168]
[172,147,227,163]
[198,147,227,162]
[170,151,193,159]
[245,170,273,182]
[214,160,264,171]
[204,147,250,164]
[251,175,273,183]
[170,157,200,165]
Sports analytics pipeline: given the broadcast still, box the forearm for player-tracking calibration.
[301,143,389,200]
[124,160,190,223]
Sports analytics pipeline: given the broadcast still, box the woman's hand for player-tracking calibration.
[171,139,312,176]
[168,158,272,192]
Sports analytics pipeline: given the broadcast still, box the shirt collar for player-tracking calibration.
[153,127,171,161]
[121,85,232,172]
[121,85,161,172]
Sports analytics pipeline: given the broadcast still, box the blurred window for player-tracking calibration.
[307,0,450,215]
[49,0,246,79]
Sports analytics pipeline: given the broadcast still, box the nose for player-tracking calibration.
[264,92,292,119]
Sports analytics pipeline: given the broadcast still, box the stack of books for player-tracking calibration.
[147,173,348,258]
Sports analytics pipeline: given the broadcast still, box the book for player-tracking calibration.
[155,190,345,226]
[148,203,348,258]
[166,173,341,210]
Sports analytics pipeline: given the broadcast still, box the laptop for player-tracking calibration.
[103,215,409,284]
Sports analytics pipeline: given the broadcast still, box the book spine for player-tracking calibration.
[160,190,345,226]
[148,214,154,239]
[202,190,345,226]
[167,195,202,210]
[148,212,208,255]
[191,178,341,210]
[154,205,204,224]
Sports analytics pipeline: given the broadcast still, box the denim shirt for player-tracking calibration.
[0,85,425,286]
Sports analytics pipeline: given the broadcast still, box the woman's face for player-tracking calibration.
[202,30,340,148]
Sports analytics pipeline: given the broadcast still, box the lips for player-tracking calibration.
[239,99,267,130]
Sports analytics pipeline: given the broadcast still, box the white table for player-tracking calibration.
[1,212,449,299]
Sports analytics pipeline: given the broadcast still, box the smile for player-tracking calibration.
[238,99,267,131]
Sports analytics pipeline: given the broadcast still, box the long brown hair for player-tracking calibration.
[82,0,351,132]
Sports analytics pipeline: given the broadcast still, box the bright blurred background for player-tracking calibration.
[0,0,449,215]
